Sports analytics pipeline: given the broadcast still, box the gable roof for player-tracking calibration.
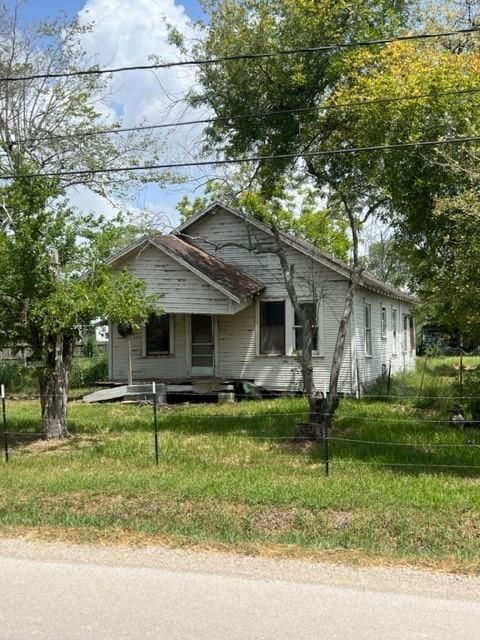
[176,201,415,304]
[110,233,264,304]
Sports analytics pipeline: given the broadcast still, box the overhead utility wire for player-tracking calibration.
[15,85,480,146]
[1,135,480,180]
[1,27,478,83]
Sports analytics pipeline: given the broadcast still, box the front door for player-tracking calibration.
[191,314,215,376]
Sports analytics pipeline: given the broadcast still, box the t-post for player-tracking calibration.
[2,384,8,463]
[152,382,159,465]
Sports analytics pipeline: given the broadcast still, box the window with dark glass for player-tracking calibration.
[409,315,415,351]
[146,313,170,355]
[381,306,387,339]
[260,301,285,355]
[403,314,409,352]
[365,303,372,356]
[392,308,398,353]
[294,303,318,352]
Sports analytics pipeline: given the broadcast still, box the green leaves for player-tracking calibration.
[0,170,157,358]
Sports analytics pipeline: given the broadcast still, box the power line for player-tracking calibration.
[2,134,480,180]
[12,85,480,147]
[1,27,478,83]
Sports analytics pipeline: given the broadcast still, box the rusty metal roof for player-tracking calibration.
[150,235,264,302]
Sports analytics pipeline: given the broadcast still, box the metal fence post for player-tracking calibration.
[2,384,8,463]
[152,382,159,465]
[324,418,330,477]
[459,351,464,401]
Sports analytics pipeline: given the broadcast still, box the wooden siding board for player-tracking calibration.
[111,314,187,381]
[354,286,415,389]
[114,245,233,315]
[111,208,414,390]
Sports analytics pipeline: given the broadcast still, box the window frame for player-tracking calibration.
[293,302,319,354]
[391,307,398,355]
[364,302,373,357]
[144,313,173,357]
[259,300,286,356]
[409,315,415,352]
[381,305,387,340]
[402,314,409,353]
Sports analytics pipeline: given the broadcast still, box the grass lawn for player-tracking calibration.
[0,356,479,571]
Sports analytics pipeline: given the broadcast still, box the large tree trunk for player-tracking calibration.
[38,333,74,439]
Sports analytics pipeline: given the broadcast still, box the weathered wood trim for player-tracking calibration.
[213,315,219,375]
[108,319,114,381]
[350,290,357,396]
[108,236,149,265]
[141,313,175,358]
[185,315,192,376]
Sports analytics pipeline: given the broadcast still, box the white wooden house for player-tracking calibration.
[108,202,415,394]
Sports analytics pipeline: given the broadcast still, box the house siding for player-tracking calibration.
[114,244,233,314]
[353,287,416,391]
[185,210,355,392]
[110,206,415,391]
[111,313,188,381]
[216,300,353,393]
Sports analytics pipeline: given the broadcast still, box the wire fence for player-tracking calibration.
[2,383,480,476]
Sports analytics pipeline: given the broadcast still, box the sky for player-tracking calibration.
[6,0,209,229]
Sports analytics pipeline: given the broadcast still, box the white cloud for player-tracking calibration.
[77,0,199,135]
[72,0,212,221]
[66,185,121,219]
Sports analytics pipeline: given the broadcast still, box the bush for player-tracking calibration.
[457,366,480,423]
[0,361,36,393]
[70,356,108,388]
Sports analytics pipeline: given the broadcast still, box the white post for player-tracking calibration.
[127,338,133,386]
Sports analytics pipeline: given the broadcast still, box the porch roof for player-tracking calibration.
[147,235,264,303]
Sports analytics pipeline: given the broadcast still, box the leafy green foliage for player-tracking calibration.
[191,0,411,189]
[187,3,480,338]
[364,235,411,289]
[178,180,351,259]
[70,356,108,388]
[0,170,156,355]
[0,168,157,427]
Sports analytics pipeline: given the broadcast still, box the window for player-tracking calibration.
[146,313,170,355]
[260,301,285,355]
[381,306,387,339]
[409,315,415,352]
[392,308,398,354]
[403,314,408,352]
[294,303,318,352]
[365,303,372,356]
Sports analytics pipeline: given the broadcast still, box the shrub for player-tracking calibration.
[457,366,480,423]
[0,361,36,393]
[70,356,108,388]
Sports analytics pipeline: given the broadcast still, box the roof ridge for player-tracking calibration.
[175,202,415,303]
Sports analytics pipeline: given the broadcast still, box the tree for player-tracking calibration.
[414,189,480,342]
[0,4,163,192]
[0,4,166,438]
[0,168,156,438]
[179,0,414,433]
[179,0,480,433]
[321,35,480,338]
[178,178,350,259]
[364,233,411,290]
